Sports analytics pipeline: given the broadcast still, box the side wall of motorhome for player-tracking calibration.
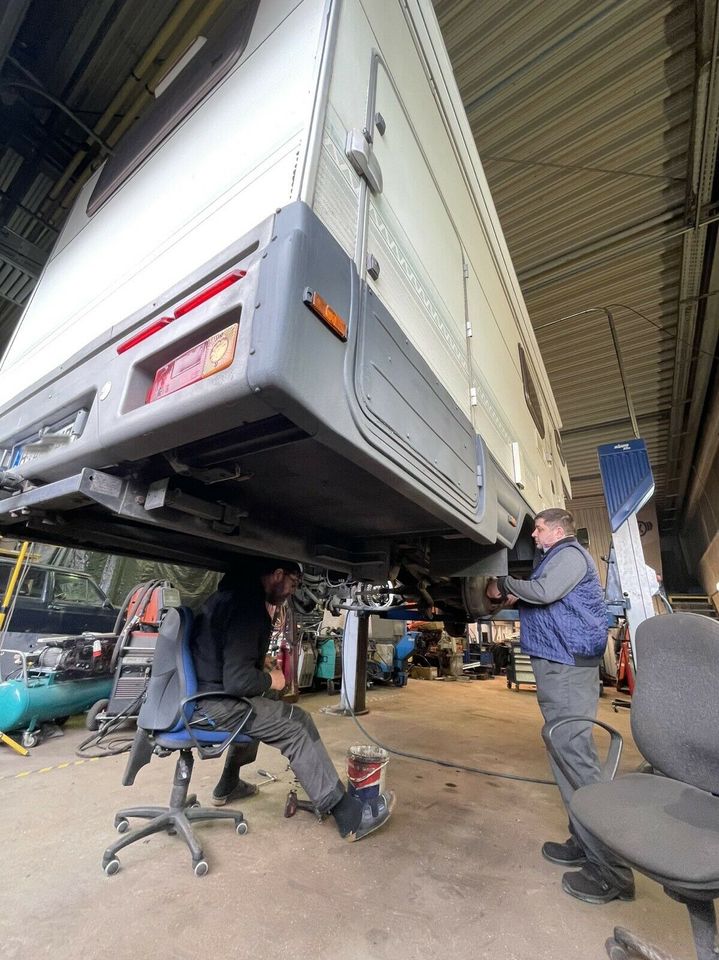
[311,0,568,513]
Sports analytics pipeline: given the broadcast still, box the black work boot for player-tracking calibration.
[346,791,396,842]
[561,864,635,904]
[211,779,259,807]
[331,790,396,841]
[542,836,587,866]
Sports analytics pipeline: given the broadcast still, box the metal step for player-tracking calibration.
[667,595,718,619]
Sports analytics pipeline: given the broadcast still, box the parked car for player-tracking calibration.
[0,558,118,671]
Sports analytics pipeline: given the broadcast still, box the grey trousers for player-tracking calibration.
[531,657,633,889]
[195,694,344,813]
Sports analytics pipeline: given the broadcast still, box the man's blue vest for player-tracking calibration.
[519,539,607,665]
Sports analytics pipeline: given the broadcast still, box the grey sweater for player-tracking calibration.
[498,537,587,605]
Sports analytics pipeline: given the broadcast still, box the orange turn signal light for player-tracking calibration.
[303,288,347,341]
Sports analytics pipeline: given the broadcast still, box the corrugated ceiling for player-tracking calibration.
[435,0,718,534]
[1,0,717,538]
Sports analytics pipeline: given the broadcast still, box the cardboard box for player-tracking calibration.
[410,666,438,680]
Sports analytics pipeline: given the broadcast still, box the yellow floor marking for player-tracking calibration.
[5,754,104,782]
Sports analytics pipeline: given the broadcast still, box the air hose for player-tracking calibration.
[337,630,556,787]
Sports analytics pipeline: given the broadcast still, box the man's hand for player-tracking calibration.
[264,654,276,670]
[485,578,503,602]
[269,667,286,691]
[505,593,519,606]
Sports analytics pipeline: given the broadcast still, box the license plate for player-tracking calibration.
[10,410,88,467]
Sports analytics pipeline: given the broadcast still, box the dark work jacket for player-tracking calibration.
[190,581,273,698]
[519,539,607,666]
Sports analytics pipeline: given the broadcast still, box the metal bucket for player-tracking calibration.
[347,744,389,801]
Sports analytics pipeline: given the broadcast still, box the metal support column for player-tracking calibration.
[612,515,656,664]
[323,609,369,717]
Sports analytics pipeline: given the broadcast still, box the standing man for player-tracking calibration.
[190,557,395,842]
[486,508,634,904]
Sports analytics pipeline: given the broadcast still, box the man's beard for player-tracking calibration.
[266,588,289,606]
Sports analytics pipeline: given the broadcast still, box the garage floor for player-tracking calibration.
[0,677,693,960]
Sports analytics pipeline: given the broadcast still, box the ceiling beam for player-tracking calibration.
[0,227,44,276]
[0,0,30,75]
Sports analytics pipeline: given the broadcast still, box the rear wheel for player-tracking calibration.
[460,576,497,620]
[86,699,109,731]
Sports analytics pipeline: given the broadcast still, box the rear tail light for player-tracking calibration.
[117,317,173,354]
[117,270,245,354]
[174,271,246,318]
[146,323,238,403]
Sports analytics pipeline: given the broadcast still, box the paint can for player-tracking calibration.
[347,744,389,801]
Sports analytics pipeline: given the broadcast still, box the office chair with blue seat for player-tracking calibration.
[102,605,255,877]
[545,612,719,960]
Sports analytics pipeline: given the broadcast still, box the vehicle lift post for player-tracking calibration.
[599,439,657,707]
[322,608,369,717]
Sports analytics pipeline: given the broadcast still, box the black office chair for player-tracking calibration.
[545,613,719,960]
[102,606,255,877]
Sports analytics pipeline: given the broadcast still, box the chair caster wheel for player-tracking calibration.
[235,820,248,835]
[115,818,129,834]
[103,858,120,876]
[193,860,209,877]
[22,731,39,749]
[605,937,629,960]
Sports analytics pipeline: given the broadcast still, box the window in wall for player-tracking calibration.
[518,343,545,439]
[87,0,260,216]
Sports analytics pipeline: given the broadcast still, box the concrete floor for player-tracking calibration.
[0,677,693,960]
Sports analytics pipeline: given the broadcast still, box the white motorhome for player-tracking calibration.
[0,0,569,621]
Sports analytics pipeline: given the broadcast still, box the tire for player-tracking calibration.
[193,860,209,877]
[236,820,249,835]
[459,576,497,620]
[86,699,109,731]
[22,730,39,749]
[103,859,120,876]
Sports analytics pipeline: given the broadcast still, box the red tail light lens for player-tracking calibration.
[174,271,246,318]
[117,317,173,354]
[117,270,246,354]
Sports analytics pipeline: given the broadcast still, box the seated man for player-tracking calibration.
[190,557,395,842]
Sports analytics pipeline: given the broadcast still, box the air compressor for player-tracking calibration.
[0,633,117,748]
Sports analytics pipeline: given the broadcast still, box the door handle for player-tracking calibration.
[346,129,383,194]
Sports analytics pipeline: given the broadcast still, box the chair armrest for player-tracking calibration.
[542,717,624,791]
[178,691,254,759]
